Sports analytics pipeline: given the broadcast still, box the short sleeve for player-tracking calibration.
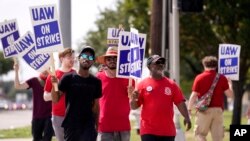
[58,73,71,93]
[44,74,52,92]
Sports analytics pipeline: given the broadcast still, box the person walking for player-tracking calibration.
[96,46,132,141]
[188,56,233,141]
[14,63,54,141]
[129,54,191,141]
[43,48,75,141]
[51,46,102,141]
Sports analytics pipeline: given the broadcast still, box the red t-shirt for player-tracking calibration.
[96,71,131,132]
[192,70,229,109]
[136,77,185,136]
[44,69,75,116]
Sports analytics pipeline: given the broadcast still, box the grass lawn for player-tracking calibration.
[0,110,247,141]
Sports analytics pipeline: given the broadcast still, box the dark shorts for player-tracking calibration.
[141,134,175,141]
[32,117,54,141]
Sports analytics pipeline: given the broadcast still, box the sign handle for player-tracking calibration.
[13,57,18,65]
[129,78,132,86]
[49,53,58,91]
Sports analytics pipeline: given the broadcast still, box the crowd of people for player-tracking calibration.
[13,45,236,141]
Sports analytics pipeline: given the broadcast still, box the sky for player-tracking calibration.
[0,0,116,81]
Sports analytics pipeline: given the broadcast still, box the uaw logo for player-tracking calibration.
[164,87,171,95]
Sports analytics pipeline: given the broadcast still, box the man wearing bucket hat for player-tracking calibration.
[96,46,133,141]
[128,54,191,141]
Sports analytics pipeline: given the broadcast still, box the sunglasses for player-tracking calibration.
[80,53,94,61]
[106,56,117,61]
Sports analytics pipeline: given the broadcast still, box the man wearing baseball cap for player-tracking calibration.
[51,46,102,141]
[96,46,133,141]
[128,54,191,141]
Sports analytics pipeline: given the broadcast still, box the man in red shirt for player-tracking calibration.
[188,56,233,141]
[96,46,132,141]
[129,54,191,141]
[43,48,75,141]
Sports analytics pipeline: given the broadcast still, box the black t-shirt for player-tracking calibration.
[58,72,102,128]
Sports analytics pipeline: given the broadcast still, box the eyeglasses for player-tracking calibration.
[106,56,117,61]
[80,53,94,61]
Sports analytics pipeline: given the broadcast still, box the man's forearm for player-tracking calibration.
[51,87,60,103]
[130,99,139,110]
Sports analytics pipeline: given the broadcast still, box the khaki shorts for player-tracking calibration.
[194,107,224,141]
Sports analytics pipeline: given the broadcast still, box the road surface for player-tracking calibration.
[0,110,32,130]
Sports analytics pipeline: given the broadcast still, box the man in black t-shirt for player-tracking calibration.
[51,46,102,141]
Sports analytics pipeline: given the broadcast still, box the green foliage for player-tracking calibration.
[0,51,14,75]
[81,0,151,57]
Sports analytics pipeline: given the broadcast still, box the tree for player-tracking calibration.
[0,51,14,75]
[180,0,250,124]
[82,0,151,57]
[83,0,250,124]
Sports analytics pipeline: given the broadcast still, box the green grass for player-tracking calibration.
[0,126,31,139]
[0,111,247,141]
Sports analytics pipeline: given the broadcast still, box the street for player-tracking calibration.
[0,110,32,130]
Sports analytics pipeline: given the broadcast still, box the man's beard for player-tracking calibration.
[80,65,90,70]
[107,66,116,70]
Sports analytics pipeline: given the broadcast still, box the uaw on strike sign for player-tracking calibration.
[0,19,20,58]
[12,31,50,72]
[218,44,241,81]
[116,29,147,79]
[29,4,63,53]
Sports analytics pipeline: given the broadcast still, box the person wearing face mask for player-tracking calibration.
[14,63,54,141]
[128,54,191,141]
[51,46,102,141]
[96,46,133,141]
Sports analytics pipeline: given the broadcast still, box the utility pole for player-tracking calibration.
[161,0,170,73]
[150,0,162,55]
[59,0,71,48]
[169,0,180,85]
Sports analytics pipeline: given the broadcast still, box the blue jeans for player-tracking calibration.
[97,131,130,141]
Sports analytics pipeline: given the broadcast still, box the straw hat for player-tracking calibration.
[96,46,118,64]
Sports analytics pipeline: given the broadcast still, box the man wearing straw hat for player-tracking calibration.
[96,46,133,141]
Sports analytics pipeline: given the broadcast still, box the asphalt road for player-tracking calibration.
[0,110,32,130]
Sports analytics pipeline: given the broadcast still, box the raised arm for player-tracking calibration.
[13,63,29,89]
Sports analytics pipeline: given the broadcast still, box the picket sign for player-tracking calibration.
[30,4,64,91]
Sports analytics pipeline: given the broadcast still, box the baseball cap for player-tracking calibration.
[96,46,118,64]
[147,54,166,66]
[78,46,95,58]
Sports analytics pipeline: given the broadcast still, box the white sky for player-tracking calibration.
[0,0,116,81]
